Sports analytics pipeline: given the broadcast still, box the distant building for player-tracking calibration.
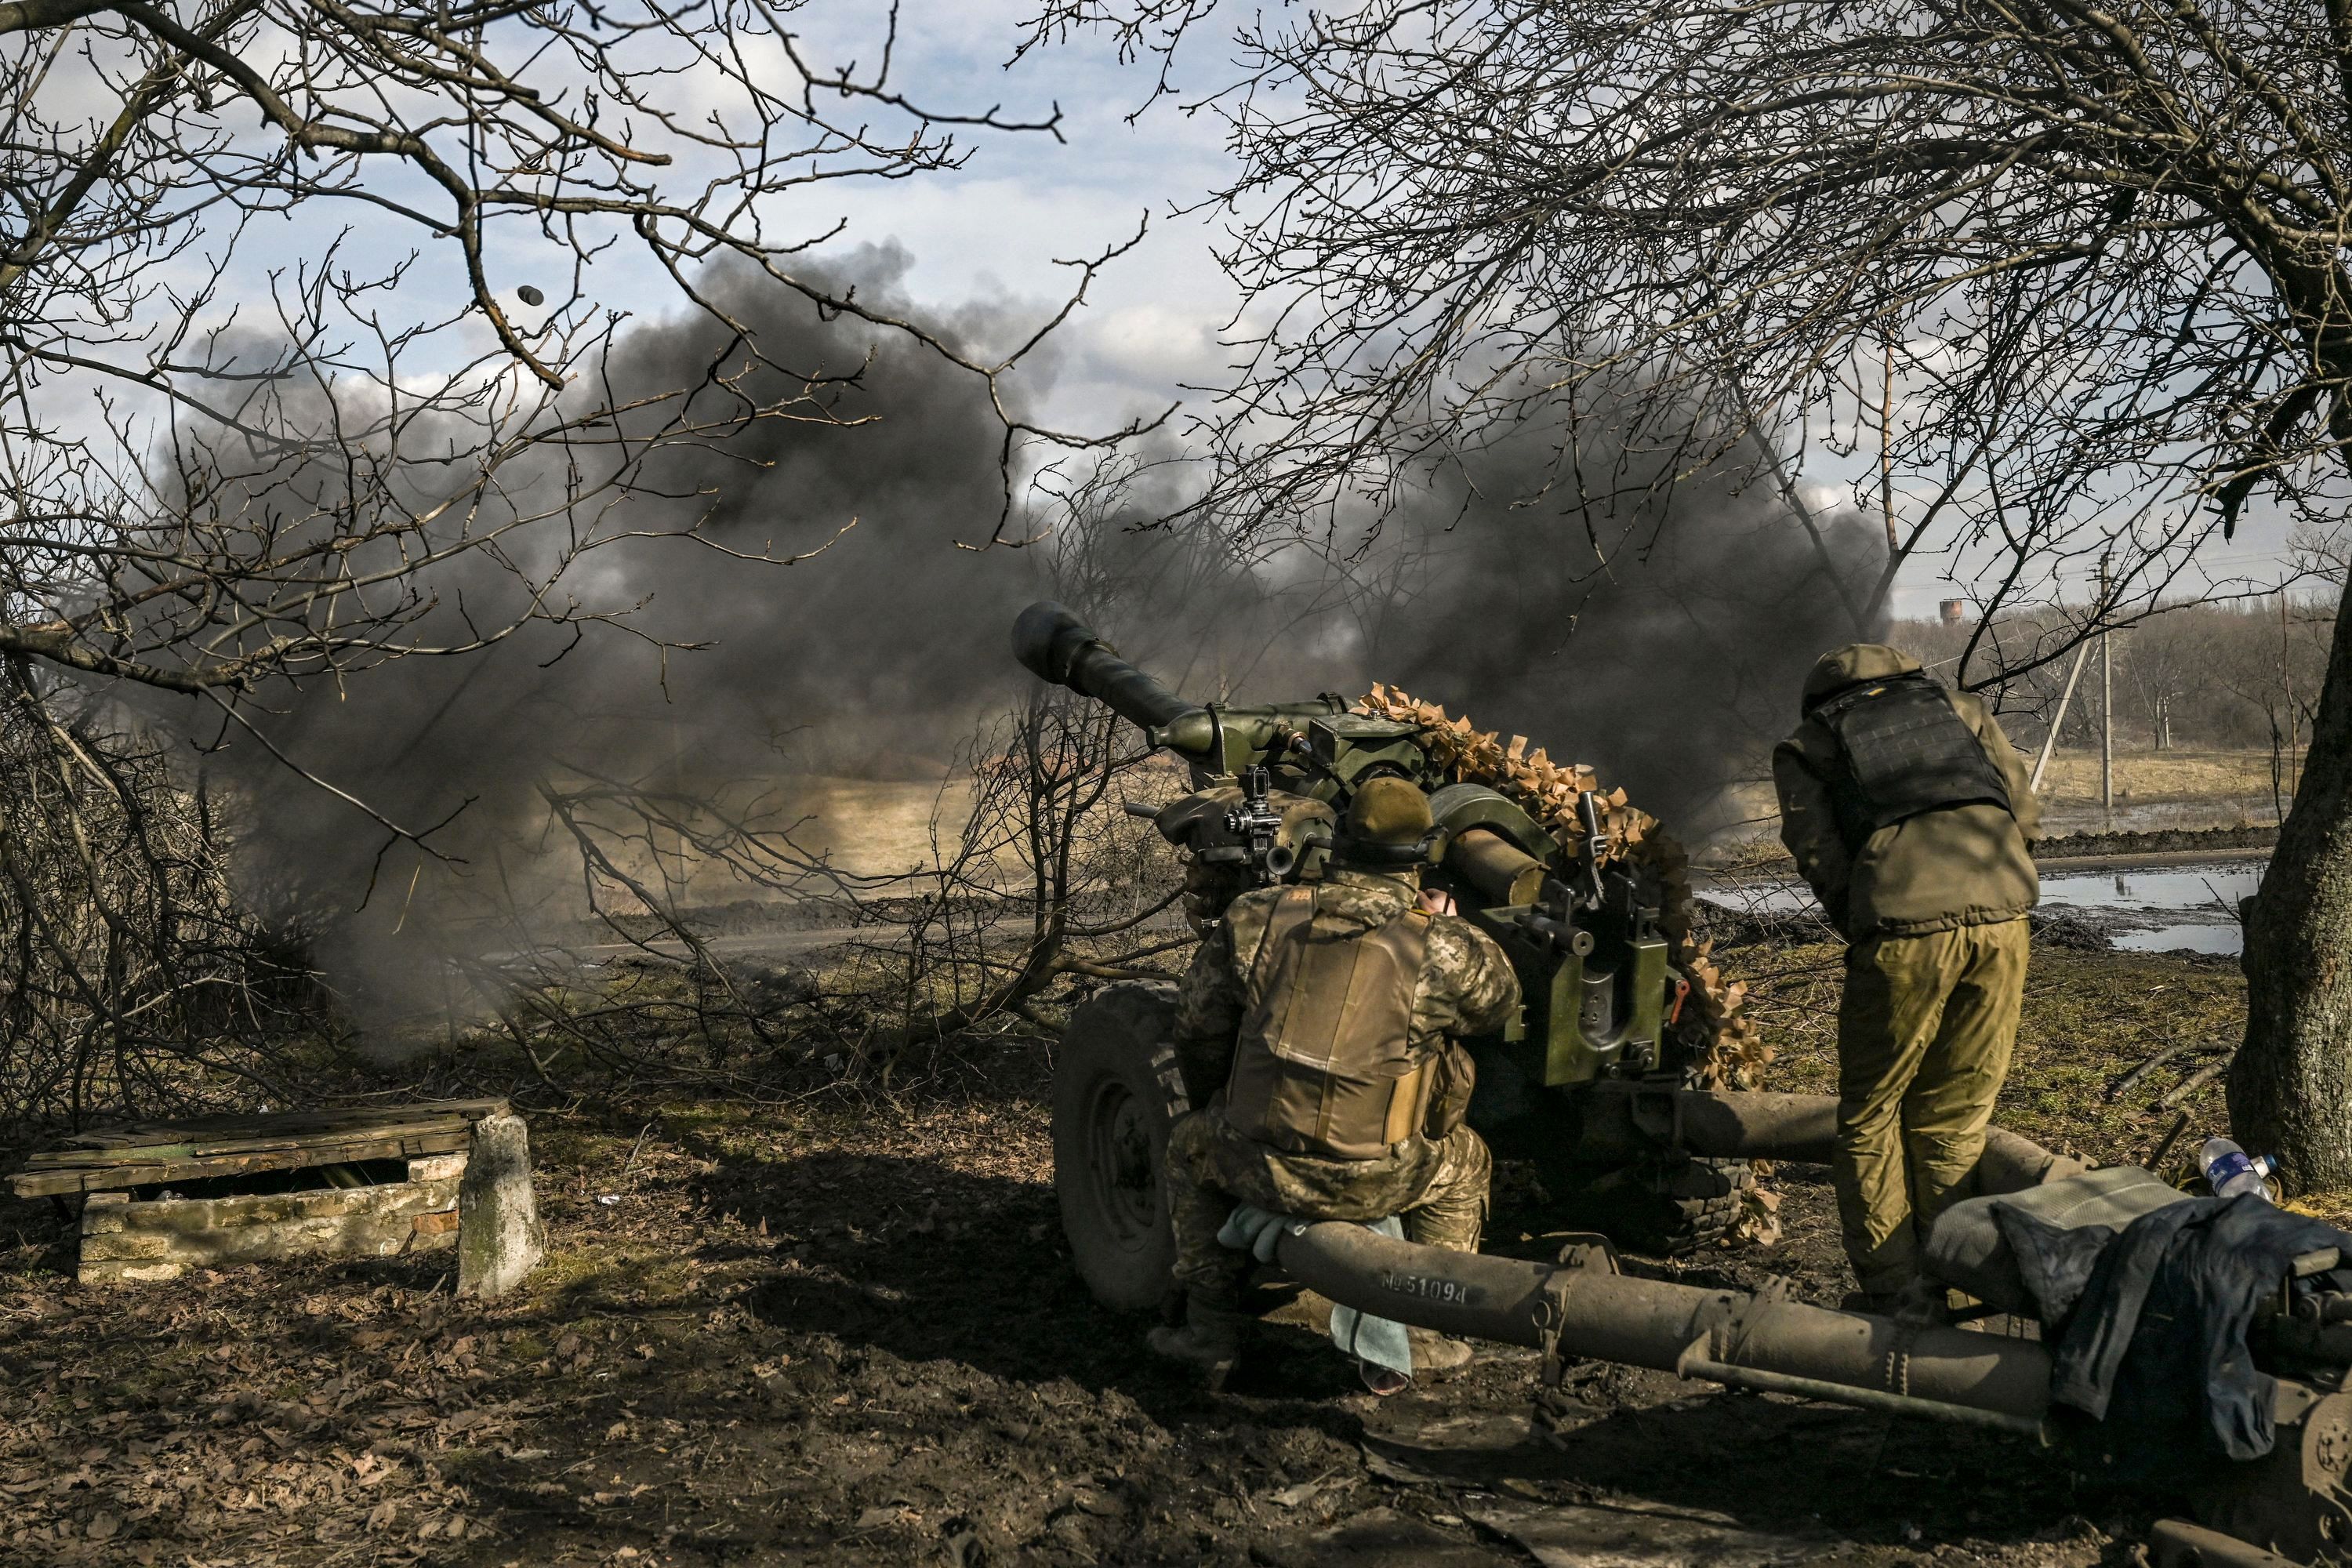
[1938,598,1968,626]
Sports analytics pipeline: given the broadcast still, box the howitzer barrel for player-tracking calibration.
[1275,1222,2051,1429]
[1447,828,1548,907]
[1573,1086,2088,1191]
[1013,601,1214,752]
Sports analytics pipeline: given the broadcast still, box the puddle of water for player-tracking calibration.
[2112,924,2243,955]
[2038,863,2263,913]
[1715,859,2263,954]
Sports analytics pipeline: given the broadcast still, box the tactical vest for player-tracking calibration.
[1810,671,2014,848]
[1221,887,1439,1161]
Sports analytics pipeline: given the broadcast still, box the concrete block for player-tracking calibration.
[75,1178,463,1282]
[408,1153,466,1182]
[81,1260,185,1284]
[119,1203,219,1241]
[78,1230,174,1261]
[114,1177,458,1233]
[458,1112,541,1298]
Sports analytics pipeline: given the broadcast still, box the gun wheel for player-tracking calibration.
[1052,982,1190,1309]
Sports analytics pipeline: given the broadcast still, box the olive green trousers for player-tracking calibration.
[1836,917,2031,1296]
[1164,1109,1490,1300]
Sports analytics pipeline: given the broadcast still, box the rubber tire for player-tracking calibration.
[1544,1152,1752,1258]
[1053,982,1192,1310]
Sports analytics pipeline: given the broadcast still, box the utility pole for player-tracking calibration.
[1881,336,1898,556]
[2030,641,2092,793]
[2100,557,2114,829]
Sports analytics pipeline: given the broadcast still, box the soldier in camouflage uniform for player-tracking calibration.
[1149,777,1522,1386]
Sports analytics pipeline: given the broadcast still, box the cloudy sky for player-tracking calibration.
[742,4,2301,622]
[41,0,2295,626]
[782,5,1243,436]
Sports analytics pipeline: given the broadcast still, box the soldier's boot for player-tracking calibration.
[1147,1288,1247,1389]
[1408,1325,1477,1377]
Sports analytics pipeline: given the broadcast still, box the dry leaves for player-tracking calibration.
[0,1287,507,1566]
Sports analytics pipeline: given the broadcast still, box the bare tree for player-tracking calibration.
[0,3,1139,728]
[1029,0,2352,1186]
[0,2,1156,1125]
[0,655,339,1127]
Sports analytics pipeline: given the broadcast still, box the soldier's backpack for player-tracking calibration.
[1222,887,1451,1161]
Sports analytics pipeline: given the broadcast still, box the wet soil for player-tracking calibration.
[0,945,2267,1567]
[2034,825,2278,862]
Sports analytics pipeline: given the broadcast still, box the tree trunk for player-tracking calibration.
[2230,593,2352,1189]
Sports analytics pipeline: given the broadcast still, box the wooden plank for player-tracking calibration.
[32,1099,506,1158]
[9,1131,470,1197]
[28,1120,473,1163]
[10,1100,506,1190]
[53,1130,470,1191]
[36,1114,473,1152]
[31,1112,486,1160]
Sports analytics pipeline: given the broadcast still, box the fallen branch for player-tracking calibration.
[2144,1109,2192,1173]
[2107,1039,2202,1103]
[2161,1056,2233,1109]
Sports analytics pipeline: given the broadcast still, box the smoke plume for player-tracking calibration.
[1334,416,1885,833]
[158,251,1878,1022]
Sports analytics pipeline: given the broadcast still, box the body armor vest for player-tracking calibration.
[1811,671,2013,848]
[1221,887,1439,1161]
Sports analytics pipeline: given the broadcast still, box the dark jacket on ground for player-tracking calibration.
[2045,1195,2352,1475]
[1773,644,2042,942]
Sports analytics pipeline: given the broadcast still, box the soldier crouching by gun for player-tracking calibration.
[1149,778,1523,1389]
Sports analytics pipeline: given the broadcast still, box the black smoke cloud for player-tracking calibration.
[1330,417,1884,833]
[166,251,1875,1022]
[174,249,1064,1017]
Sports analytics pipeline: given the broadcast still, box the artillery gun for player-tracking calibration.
[1018,601,2348,1564]
[1015,600,1838,1307]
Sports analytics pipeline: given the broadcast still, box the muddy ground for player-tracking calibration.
[0,941,2285,1568]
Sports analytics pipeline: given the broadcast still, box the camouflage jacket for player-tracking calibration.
[1171,868,1521,1106]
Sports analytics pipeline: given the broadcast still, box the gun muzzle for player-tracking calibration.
[1012,601,1218,754]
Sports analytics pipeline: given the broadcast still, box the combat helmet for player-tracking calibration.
[1330,776,1443,869]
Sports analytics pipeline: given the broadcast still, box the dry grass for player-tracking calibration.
[781,774,975,877]
[2034,747,2291,805]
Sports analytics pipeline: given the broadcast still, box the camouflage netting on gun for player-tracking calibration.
[1356,685,1773,1091]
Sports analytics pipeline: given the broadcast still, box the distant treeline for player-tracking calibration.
[1896,596,2335,756]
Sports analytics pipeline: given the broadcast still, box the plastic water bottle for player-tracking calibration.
[2199,1137,2275,1202]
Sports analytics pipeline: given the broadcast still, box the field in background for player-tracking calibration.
[2034,746,2288,807]
[783,746,2290,893]
[785,774,975,878]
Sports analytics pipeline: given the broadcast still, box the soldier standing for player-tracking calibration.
[1147,777,1522,1388]
[1773,644,2041,1309]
